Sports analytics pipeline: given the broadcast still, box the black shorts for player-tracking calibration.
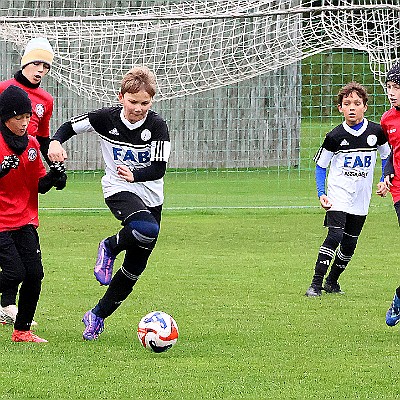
[324,210,366,236]
[105,191,162,226]
[0,224,44,285]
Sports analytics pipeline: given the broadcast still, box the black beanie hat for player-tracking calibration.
[0,85,32,123]
[386,63,400,85]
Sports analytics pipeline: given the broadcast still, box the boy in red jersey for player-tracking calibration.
[0,37,67,325]
[0,85,65,342]
[381,63,400,327]
[0,37,55,163]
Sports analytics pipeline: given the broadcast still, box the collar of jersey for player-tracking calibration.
[120,109,148,130]
[342,118,368,136]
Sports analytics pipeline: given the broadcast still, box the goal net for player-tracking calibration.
[1,0,399,103]
[0,1,398,208]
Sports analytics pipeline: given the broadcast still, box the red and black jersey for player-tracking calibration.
[381,107,400,203]
[0,134,46,231]
[0,78,53,139]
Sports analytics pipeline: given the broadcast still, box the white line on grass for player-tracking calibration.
[39,205,320,211]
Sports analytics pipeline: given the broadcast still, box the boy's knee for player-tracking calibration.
[324,227,343,249]
[126,210,160,245]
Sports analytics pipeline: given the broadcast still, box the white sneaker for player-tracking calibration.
[1,305,37,326]
[0,306,14,325]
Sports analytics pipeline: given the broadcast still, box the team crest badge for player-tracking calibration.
[35,104,45,118]
[367,135,377,146]
[27,148,38,161]
[141,129,151,141]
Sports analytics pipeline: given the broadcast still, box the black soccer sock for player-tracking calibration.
[310,228,342,288]
[1,286,18,307]
[326,263,345,283]
[93,269,138,319]
[311,254,332,288]
[326,253,348,283]
[327,234,356,283]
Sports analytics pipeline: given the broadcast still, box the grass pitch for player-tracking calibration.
[1,171,399,399]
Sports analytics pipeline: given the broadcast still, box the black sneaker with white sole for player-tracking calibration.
[305,285,322,297]
[323,280,344,294]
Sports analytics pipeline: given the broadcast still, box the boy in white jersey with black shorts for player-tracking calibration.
[48,66,171,340]
[305,82,390,297]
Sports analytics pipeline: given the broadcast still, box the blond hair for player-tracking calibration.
[120,66,156,97]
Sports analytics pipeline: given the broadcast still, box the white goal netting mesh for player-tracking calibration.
[0,0,399,104]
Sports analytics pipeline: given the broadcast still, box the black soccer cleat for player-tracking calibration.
[323,280,344,294]
[305,285,322,297]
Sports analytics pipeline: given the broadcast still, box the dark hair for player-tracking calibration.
[337,82,368,106]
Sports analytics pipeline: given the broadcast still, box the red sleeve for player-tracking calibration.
[0,135,45,230]
[35,93,53,138]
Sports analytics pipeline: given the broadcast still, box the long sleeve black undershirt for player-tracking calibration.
[36,136,52,165]
[384,151,394,177]
[52,121,166,182]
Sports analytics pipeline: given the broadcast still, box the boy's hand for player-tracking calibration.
[49,161,66,175]
[117,165,134,183]
[54,173,67,190]
[319,194,332,210]
[384,174,394,190]
[376,181,389,197]
[48,140,68,162]
[1,155,19,171]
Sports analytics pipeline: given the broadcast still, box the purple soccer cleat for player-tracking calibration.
[82,310,104,341]
[94,239,115,285]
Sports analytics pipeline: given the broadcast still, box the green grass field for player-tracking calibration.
[1,171,400,399]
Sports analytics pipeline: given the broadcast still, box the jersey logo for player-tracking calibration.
[141,129,151,141]
[35,104,45,118]
[27,148,38,161]
[340,139,349,146]
[113,147,150,163]
[109,128,119,136]
[344,170,368,178]
[344,155,372,168]
[367,135,377,146]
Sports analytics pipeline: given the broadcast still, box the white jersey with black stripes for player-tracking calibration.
[70,107,170,207]
[314,119,390,215]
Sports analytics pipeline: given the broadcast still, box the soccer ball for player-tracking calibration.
[137,311,179,353]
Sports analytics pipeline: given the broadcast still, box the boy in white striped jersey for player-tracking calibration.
[305,82,390,297]
[48,66,171,339]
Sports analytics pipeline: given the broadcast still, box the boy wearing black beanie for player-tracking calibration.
[0,85,65,342]
[0,37,66,326]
